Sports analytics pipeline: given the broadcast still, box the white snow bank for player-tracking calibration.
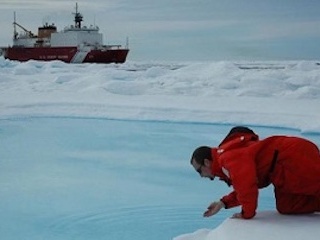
[174,211,320,240]
[1,58,320,133]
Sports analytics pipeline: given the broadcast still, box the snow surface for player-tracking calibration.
[174,211,320,240]
[0,57,319,240]
[1,58,320,132]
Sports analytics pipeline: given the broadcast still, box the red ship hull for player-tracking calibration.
[3,47,129,63]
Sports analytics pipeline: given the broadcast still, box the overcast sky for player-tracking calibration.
[0,0,320,61]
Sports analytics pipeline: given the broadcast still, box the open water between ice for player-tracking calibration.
[1,117,319,240]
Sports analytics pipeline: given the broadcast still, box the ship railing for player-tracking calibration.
[64,25,99,32]
[77,43,127,50]
[102,44,125,49]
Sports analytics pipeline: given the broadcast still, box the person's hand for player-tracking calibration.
[203,201,225,217]
[231,212,243,219]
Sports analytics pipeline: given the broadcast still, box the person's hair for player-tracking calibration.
[190,146,212,165]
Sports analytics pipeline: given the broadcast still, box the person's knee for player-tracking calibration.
[276,202,293,214]
[275,190,319,214]
[276,205,293,215]
[276,201,316,214]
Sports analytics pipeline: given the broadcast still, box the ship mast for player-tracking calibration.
[73,3,83,28]
[13,11,35,39]
[13,12,18,39]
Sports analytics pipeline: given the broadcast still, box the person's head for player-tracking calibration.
[190,146,215,180]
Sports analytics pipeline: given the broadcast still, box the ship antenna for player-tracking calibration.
[126,37,129,49]
[73,2,83,28]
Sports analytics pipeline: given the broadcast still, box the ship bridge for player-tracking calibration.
[50,25,103,47]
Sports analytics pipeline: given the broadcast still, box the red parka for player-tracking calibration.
[211,130,320,219]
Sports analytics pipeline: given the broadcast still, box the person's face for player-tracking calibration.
[191,158,215,180]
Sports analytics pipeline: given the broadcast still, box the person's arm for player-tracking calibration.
[224,153,258,219]
[220,191,240,208]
